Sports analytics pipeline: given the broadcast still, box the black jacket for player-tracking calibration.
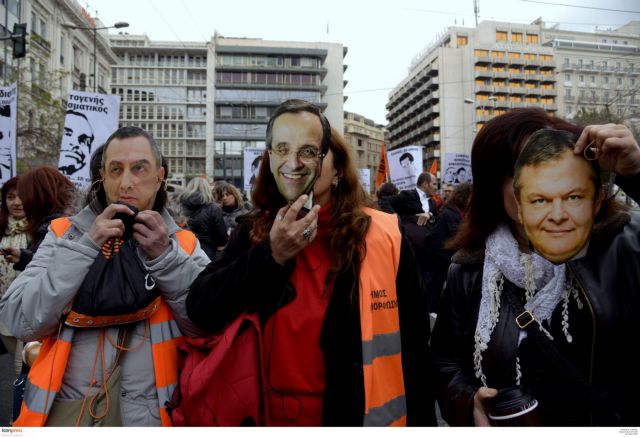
[186,213,436,426]
[431,174,640,426]
[388,189,438,220]
[181,195,228,260]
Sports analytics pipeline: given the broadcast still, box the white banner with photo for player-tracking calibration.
[357,168,371,194]
[58,90,121,189]
[243,147,266,194]
[442,153,472,185]
[387,145,423,191]
[0,82,18,186]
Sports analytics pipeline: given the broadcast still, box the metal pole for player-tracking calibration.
[93,27,97,92]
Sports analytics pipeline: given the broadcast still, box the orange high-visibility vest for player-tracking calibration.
[359,208,406,426]
[14,217,197,427]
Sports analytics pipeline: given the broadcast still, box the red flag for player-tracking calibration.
[375,143,389,189]
[429,158,438,175]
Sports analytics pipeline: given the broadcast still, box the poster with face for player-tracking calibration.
[357,168,371,194]
[388,145,423,190]
[243,147,266,194]
[442,153,472,185]
[515,130,603,264]
[58,90,120,189]
[0,83,18,186]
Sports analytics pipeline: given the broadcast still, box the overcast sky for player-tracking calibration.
[91,0,640,125]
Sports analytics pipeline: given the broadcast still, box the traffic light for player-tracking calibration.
[79,73,87,90]
[11,23,27,59]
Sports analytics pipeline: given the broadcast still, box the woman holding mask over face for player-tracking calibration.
[431,109,640,427]
[186,100,435,427]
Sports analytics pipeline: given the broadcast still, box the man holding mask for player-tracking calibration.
[0,126,209,426]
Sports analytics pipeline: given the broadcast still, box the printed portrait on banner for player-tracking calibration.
[58,90,120,189]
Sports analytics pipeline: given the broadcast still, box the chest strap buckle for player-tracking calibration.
[516,310,535,329]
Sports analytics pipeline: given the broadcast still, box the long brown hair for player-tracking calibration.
[251,124,371,296]
[17,166,75,241]
[446,108,581,252]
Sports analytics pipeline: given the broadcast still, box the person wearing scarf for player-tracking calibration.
[431,109,640,427]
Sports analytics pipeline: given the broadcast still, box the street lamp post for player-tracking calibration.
[62,21,129,92]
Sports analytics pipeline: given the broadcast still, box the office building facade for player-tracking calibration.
[110,34,346,187]
[386,20,557,178]
[343,110,385,193]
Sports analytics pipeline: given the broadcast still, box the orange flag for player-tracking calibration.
[429,158,438,175]
[375,143,389,189]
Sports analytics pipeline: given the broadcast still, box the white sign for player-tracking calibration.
[243,147,266,193]
[0,82,17,186]
[442,153,472,185]
[357,168,371,194]
[388,145,423,191]
[58,90,120,189]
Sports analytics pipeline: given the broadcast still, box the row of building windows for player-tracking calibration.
[475,65,554,75]
[131,122,208,139]
[474,93,555,104]
[214,89,321,104]
[112,68,207,85]
[562,58,635,72]
[123,54,207,68]
[216,71,319,86]
[214,140,266,156]
[120,104,208,121]
[475,78,554,89]
[112,87,207,103]
[474,49,552,61]
[496,31,539,44]
[564,74,635,87]
[216,54,320,69]
[216,105,272,120]
[564,89,635,102]
[166,157,206,175]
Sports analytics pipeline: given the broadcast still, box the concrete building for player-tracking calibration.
[109,34,209,186]
[343,110,385,193]
[1,0,119,165]
[386,20,557,179]
[110,33,346,187]
[541,21,640,122]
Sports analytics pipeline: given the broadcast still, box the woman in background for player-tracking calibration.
[213,181,250,235]
[177,176,227,260]
[0,176,29,374]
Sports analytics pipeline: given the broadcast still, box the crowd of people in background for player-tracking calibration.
[0,99,639,428]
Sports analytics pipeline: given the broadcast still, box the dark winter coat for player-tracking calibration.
[431,173,640,426]
[181,194,228,260]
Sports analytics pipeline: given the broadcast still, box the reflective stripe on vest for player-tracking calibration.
[359,208,406,426]
[14,217,196,427]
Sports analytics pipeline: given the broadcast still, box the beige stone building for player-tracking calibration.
[343,110,386,193]
[386,20,557,180]
[541,21,640,122]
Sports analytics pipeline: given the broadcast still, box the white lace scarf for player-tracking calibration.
[473,224,569,386]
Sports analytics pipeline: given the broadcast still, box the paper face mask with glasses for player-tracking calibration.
[269,143,325,212]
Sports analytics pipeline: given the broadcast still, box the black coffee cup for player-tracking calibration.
[488,386,540,426]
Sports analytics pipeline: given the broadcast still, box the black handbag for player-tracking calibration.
[65,238,160,327]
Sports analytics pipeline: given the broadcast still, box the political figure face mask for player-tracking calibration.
[269,112,325,207]
[516,149,603,264]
